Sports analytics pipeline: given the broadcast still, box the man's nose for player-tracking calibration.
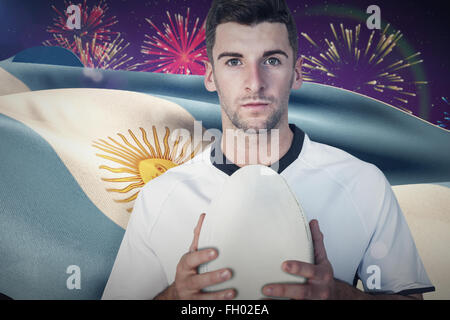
[244,63,265,93]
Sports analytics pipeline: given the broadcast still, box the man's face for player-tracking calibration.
[204,22,303,132]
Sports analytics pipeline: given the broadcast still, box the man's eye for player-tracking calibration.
[265,57,281,65]
[226,59,241,66]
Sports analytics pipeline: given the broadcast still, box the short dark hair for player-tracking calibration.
[205,0,298,66]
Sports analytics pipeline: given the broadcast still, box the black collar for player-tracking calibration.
[210,124,305,176]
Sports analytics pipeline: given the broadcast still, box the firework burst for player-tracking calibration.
[301,23,427,112]
[44,0,119,52]
[436,112,449,128]
[137,8,208,75]
[43,0,134,70]
[442,97,449,105]
[436,98,449,128]
[75,33,135,70]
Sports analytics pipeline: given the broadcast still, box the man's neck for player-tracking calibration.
[220,123,294,168]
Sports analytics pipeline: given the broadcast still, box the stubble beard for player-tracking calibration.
[227,101,284,133]
[216,73,293,134]
[217,90,290,134]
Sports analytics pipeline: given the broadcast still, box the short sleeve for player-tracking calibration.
[357,174,435,295]
[102,187,169,299]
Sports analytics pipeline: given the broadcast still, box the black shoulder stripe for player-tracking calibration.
[395,286,436,296]
[370,286,436,296]
[210,123,305,176]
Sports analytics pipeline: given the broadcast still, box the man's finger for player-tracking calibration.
[189,213,206,252]
[281,260,329,280]
[263,282,330,300]
[262,283,310,300]
[180,248,217,271]
[193,288,236,300]
[186,268,232,291]
[309,219,328,264]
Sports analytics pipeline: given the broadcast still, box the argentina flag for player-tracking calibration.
[0,46,449,299]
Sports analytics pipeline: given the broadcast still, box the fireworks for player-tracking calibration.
[44,33,135,70]
[436,112,449,128]
[43,0,134,70]
[75,33,135,70]
[442,97,449,105]
[436,98,449,128]
[44,0,119,52]
[137,8,208,75]
[301,23,427,112]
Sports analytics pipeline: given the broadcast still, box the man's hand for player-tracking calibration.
[262,219,337,300]
[261,220,424,300]
[155,213,236,300]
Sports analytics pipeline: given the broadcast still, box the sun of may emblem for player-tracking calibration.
[93,126,201,212]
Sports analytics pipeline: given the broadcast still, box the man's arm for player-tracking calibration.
[333,279,423,300]
[102,190,169,299]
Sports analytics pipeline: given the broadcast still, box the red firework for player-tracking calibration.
[44,0,119,53]
[139,8,208,75]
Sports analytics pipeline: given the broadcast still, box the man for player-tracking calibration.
[102,0,434,299]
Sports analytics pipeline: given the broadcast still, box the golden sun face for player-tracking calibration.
[138,158,178,183]
[93,126,201,212]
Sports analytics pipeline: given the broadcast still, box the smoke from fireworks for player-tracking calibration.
[137,8,208,75]
[301,23,427,113]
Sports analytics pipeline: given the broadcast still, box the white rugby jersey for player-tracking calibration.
[102,124,434,299]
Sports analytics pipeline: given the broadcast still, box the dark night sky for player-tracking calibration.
[0,0,449,126]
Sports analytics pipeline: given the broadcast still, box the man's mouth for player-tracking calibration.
[241,101,270,109]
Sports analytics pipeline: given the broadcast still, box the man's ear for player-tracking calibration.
[291,57,303,90]
[204,60,217,92]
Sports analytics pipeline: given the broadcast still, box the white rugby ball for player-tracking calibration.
[198,164,314,299]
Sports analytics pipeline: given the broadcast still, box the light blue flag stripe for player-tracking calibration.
[0,113,124,299]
